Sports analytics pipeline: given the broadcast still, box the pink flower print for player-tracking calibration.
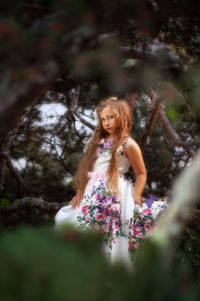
[95,211,107,221]
[104,140,114,148]
[104,142,111,148]
[158,209,163,215]
[132,224,143,238]
[104,197,112,203]
[106,205,113,214]
[135,232,144,238]
[111,223,117,235]
[112,203,120,212]
[108,140,114,146]
[135,225,142,232]
[99,192,104,198]
[81,205,89,215]
[97,148,103,155]
[99,139,104,145]
[85,216,90,222]
[114,223,119,230]
[95,192,104,200]
[113,217,120,224]
[142,208,152,216]
[101,224,108,232]
[132,224,139,235]
[93,208,99,216]
[144,222,152,233]
[134,240,140,249]
[93,223,99,230]
[112,194,118,201]
[146,219,152,224]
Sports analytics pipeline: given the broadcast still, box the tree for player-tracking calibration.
[0,0,200,231]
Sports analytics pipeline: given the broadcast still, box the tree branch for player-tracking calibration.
[146,87,194,157]
[140,89,163,153]
[69,86,95,130]
[0,125,21,192]
[6,155,31,195]
[0,198,65,218]
[159,107,193,156]
[126,92,137,114]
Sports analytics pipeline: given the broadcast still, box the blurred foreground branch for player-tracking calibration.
[151,149,200,264]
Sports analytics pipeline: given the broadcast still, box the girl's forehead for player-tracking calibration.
[99,106,116,117]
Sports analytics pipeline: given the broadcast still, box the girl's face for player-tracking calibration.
[99,106,118,136]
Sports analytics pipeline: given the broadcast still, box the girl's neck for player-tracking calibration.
[106,135,118,140]
[105,134,129,141]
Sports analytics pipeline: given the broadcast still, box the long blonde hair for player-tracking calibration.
[74,96,132,195]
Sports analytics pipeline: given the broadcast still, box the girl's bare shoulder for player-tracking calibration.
[123,136,141,157]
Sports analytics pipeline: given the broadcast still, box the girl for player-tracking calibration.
[55,97,168,266]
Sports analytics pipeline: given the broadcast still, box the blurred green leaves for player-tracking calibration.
[166,107,179,121]
[0,223,199,301]
[0,197,10,206]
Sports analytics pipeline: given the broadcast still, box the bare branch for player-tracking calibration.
[146,87,193,156]
[69,86,95,130]
[159,107,193,156]
[0,124,22,192]
[126,92,137,114]
[140,89,163,153]
[0,107,44,193]
[6,155,31,195]
[18,129,61,149]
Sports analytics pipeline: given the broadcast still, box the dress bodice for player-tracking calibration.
[93,137,131,174]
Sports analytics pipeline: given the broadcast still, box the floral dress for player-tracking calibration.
[54,136,168,266]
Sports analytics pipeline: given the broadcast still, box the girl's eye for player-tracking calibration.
[100,115,114,122]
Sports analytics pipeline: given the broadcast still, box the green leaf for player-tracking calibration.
[0,198,10,206]
[123,58,136,67]
[166,107,179,121]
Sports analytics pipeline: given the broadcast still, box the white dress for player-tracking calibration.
[54,136,168,267]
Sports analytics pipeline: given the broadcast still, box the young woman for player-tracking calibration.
[55,97,168,266]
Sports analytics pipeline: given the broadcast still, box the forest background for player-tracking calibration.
[0,0,200,300]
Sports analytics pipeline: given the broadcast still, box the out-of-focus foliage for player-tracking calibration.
[0,223,199,301]
[175,227,200,285]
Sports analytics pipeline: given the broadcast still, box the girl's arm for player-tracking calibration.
[124,138,147,207]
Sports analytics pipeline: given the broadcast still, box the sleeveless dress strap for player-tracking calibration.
[117,136,132,157]
[122,136,134,155]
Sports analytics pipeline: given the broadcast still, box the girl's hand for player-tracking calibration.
[71,191,83,209]
[134,195,145,208]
